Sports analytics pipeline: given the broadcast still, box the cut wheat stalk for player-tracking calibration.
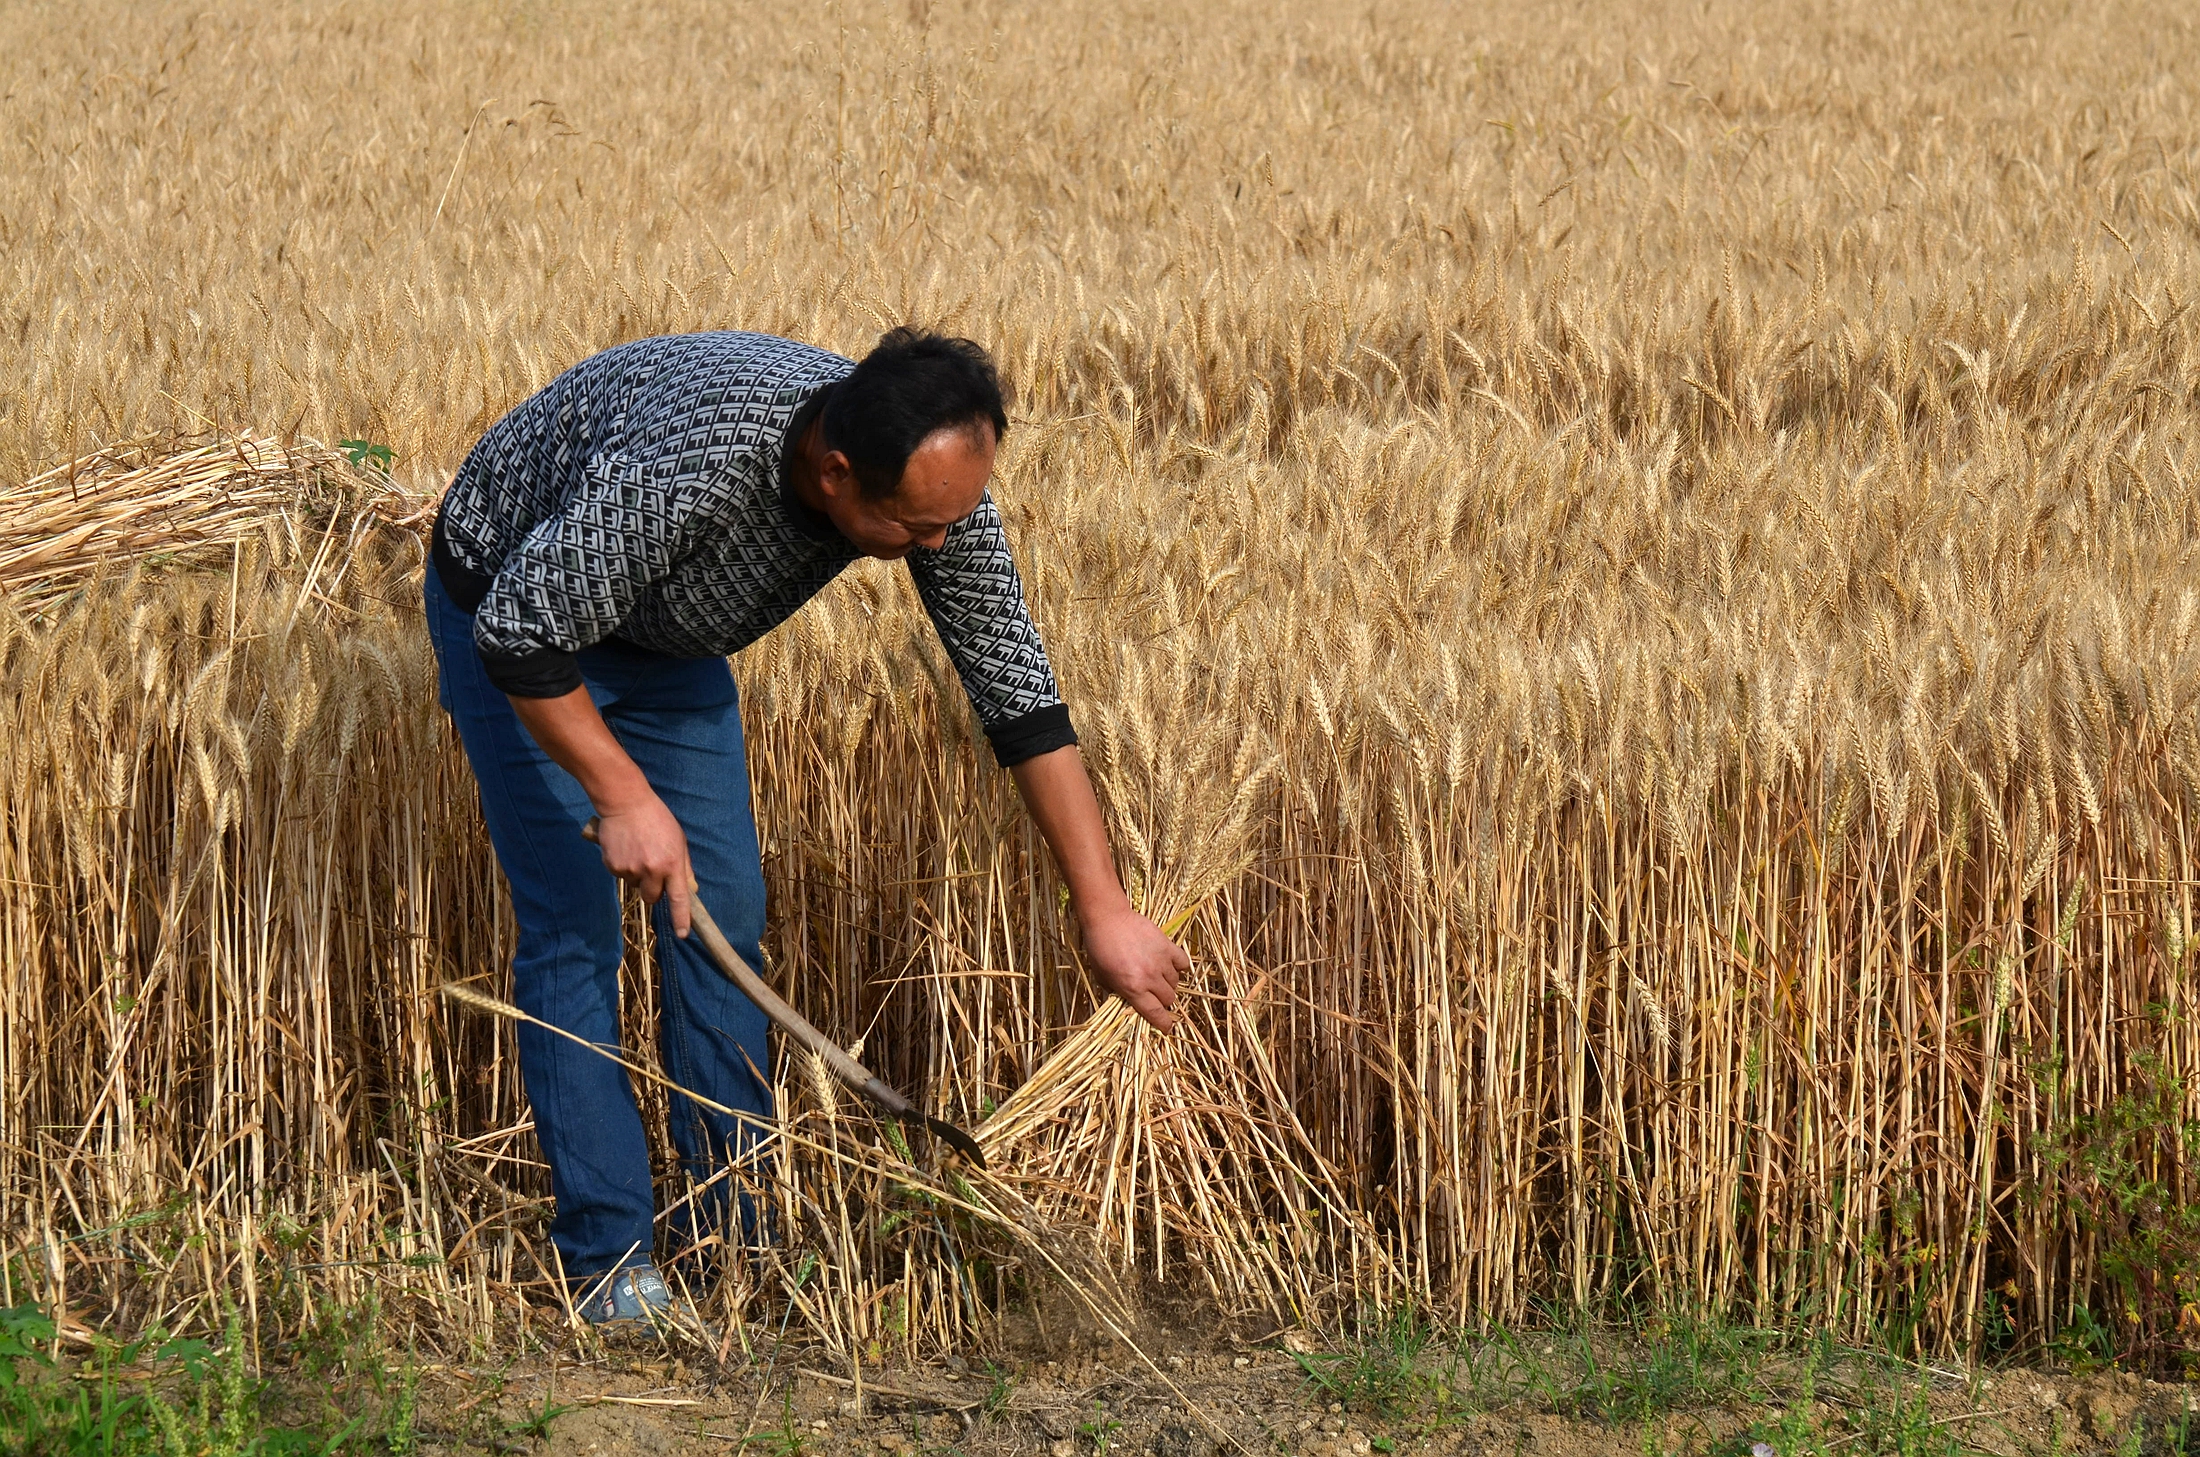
[438,978,1245,1449]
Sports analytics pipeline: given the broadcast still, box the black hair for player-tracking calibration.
[820,329,1011,498]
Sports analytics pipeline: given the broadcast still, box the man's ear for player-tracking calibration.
[816,449,856,499]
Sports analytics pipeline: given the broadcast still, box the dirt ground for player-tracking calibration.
[406,1325,2200,1457]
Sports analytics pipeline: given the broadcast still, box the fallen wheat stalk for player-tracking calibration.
[437,979,1249,1452]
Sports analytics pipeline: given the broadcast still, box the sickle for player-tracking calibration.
[583,817,986,1168]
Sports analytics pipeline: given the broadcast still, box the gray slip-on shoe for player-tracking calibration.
[579,1264,708,1339]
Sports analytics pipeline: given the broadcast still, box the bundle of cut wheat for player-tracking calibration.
[0,434,425,610]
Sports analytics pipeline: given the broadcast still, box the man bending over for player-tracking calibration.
[423,328,1186,1326]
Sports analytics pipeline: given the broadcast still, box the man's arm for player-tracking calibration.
[509,686,697,937]
[1010,744,1189,1031]
[899,503,1182,1024]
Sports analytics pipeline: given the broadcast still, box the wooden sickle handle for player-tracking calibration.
[580,815,985,1167]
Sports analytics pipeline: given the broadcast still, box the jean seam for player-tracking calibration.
[661,923,704,1154]
[428,574,650,1277]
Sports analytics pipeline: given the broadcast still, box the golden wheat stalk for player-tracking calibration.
[6,0,2200,1368]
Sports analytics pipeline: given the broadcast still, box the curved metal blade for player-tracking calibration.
[912,1112,988,1170]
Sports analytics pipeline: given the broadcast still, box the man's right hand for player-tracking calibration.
[507,686,696,938]
[592,797,695,937]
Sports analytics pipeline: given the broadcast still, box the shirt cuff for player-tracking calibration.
[481,645,584,698]
[985,702,1077,767]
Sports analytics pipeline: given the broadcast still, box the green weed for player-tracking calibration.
[1291,1303,1443,1420]
[2038,1049,2200,1374]
[1448,1311,1796,1424]
[0,1301,421,1456]
[336,440,394,476]
[734,1388,808,1457]
[2163,1393,2200,1456]
[500,1393,575,1447]
[979,1360,1016,1421]
[1075,1397,1122,1455]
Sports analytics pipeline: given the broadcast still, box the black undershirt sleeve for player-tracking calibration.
[431,508,586,698]
[430,510,493,612]
[481,648,586,699]
[985,702,1078,767]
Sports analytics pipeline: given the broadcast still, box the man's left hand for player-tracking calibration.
[1007,744,1192,1033]
[1080,904,1190,1032]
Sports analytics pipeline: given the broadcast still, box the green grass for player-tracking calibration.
[1287,1304,2121,1456]
[979,1360,1016,1422]
[1290,1303,1446,1420]
[1722,1360,1959,1457]
[0,1301,439,1456]
[732,1386,827,1457]
[1476,1313,1804,1423]
[1075,1398,1123,1456]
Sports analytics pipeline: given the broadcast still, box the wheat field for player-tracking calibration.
[6,0,2200,1364]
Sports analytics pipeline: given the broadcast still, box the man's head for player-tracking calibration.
[808,329,1010,560]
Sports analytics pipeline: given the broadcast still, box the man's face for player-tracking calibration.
[821,423,996,560]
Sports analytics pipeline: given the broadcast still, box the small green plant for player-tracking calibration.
[2038,1049,2200,1374]
[1975,1288,2016,1358]
[1291,1302,1439,1419]
[0,1300,437,1456]
[1833,1364,1961,1457]
[1463,1310,1793,1426]
[503,1394,576,1446]
[338,439,395,475]
[735,1390,808,1457]
[1726,1333,1833,1456]
[1075,1397,1122,1455]
[381,1347,418,1455]
[2165,1392,2200,1456]
[980,1359,1016,1421]
[0,1302,55,1386]
[2049,1303,2119,1371]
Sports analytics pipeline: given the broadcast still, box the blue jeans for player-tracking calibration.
[423,568,773,1284]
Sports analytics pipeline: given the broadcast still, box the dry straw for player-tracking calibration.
[5,0,2200,1364]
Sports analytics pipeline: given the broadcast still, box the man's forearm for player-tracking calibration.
[1009,744,1131,921]
[507,684,696,931]
[508,686,654,812]
[1009,741,1187,1031]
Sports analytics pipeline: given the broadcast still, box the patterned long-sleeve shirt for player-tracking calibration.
[431,331,1075,765]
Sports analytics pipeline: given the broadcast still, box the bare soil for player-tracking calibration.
[408,1333,2200,1457]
